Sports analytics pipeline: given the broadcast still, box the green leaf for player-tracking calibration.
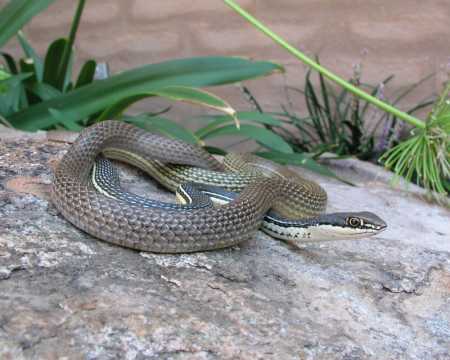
[75,59,97,88]
[235,111,284,126]
[62,48,74,91]
[124,115,201,145]
[95,86,239,124]
[255,151,353,184]
[0,72,31,89]
[43,38,68,90]
[152,86,236,117]
[195,111,283,138]
[195,117,233,139]
[95,95,149,123]
[56,0,86,91]
[19,58,41,105]
[48,108,83,131]
[17,31,44,82]
[0,73,31,115]
[0,0,56,48]
[201,123,293,153]
[1,52,18,74]
[28,82,62,101]
[9,56,283,131]
[19,58,35,78]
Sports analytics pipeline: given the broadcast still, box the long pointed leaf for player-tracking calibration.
[195,111,283,138]
[96,86,238,124]
[201,123,293,153]
[0,73,31,115]
[1,52,18,74]
[0,0,56,47]
[28,82,62,101]
[153,86,236,117]
[56,0,86,90]
[256,151,353,184]
[95,94,150,123]
[9,56,283,131]
[17,31,44,82]
[75,59,97,88]
[48,108,83,131]
[43,38,67,89]
[124,115,201,145]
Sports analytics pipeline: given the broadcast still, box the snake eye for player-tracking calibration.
[347,217,361,227]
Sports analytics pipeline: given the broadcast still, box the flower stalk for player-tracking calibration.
[223,0,425,130]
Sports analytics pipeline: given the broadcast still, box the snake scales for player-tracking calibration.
[52,120,386,253]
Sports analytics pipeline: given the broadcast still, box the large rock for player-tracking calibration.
[0,128,449,359]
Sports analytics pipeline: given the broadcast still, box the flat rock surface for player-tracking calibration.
[0,128,449,360]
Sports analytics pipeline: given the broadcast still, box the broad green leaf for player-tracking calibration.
[201,123,293,153]
[0,72,31,90]
[95,95,149,123]
[17,31,44,82]
[228,111,283,126]
[152,86,236,117]
[124,115,201,145]
[19,58,35,78]
[0,73,31,115]
[43,38,67,90]
[0,68,10,81]
[255,151,353,184]
[75,60,97,88]
[0,0,56,48]
[28,82,62,101]
[1,52,18,74]
[195,111,283,138]
[195,117,231,139]
[9,56,283,131]
[62,48,74,91]
[95,86,238,124]
[48,108,83,131]
[19,58,41,105]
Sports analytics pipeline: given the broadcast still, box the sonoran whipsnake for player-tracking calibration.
[52,120,387,253]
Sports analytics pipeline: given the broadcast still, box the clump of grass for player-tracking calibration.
[381,82,450,199]
[264,62,434,161]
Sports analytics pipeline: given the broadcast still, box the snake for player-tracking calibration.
[52,120,387,253]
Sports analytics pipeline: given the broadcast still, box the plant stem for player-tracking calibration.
[68,0,85,47]
[56,0,86,89]
[223,0,426,130]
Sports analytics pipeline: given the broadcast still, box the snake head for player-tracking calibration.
[313,211,387,240]
[345,211,387,231]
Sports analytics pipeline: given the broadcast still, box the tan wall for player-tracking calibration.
[2,0,449,124]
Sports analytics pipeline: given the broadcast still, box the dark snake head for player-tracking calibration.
[309,211,387,240]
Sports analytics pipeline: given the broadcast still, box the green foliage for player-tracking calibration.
[0,0,97,122]
[225,0,449,198]
[0,0,282,132]
[381,83,450,198]
[7,57,282,131]
[122,111,346,182]
[0,0,56,48]
[268,68,434,160]
[0,0,343,181]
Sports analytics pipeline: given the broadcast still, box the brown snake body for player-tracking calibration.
[52,120,386,253]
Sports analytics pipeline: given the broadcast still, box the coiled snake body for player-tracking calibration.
[52,121,386,253]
